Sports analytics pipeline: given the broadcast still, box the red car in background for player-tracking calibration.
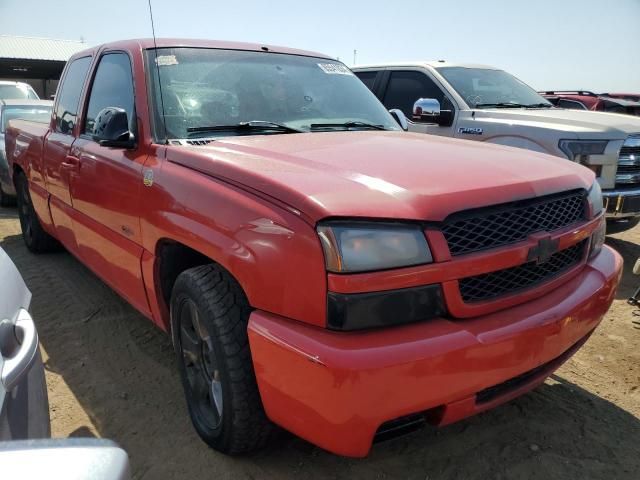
[540,91,640,116]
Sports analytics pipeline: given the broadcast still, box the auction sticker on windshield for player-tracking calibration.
[318,63,353,75]
[155,55,179,66]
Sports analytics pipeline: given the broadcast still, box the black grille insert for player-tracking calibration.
[459,240,586,303]
[620,146,640,157]
[617,164,640,174]
[442,191,586,256]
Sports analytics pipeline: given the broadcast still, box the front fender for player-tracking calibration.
[141,157,328,329]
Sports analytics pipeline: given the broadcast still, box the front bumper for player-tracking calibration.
[248,245,622,457]
[603,187,640,218]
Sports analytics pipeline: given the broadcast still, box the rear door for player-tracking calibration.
[43,56,92,250]
[69,51,150,316]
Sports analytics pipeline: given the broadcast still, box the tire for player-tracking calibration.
[15,172,61,253]
[170,264,275,454]
[606,217,640,235]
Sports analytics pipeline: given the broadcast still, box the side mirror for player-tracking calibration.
[412,98,454,127]
[388,109,408,131]
[92,107,135,148]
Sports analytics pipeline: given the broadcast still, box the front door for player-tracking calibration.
[381,69,456,137]
[70,52,150,316]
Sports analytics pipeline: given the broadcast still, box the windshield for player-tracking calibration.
[147,48,399,139]
[436,67,551,109]
[0,84,39,100]
[1,105,52,132]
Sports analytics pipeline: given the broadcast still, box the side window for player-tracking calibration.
[83,53,135,136]
[54,56,92,134]
[558,99,587,110]
[354,71,378,92]
[383,71,449,118]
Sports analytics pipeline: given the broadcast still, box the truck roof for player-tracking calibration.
[353,61,500,70]
[69,38,333,61]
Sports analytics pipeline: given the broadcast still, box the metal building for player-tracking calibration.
[0,36,86,99]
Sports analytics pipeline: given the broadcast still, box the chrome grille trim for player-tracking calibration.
[617,135,640,186]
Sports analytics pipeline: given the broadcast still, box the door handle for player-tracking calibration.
[0,309,38,391]
[61,155,81,171]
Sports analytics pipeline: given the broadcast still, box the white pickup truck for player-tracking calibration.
[353,62,640,233]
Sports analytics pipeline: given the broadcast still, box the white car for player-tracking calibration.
[0,81,39,101]
[0,246,49,440]
[353,62,640,233]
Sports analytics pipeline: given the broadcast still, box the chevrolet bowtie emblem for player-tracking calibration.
[527,235,559,265]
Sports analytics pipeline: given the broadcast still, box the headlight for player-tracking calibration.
[317,222,432,273]
[587,181,603,217]
[590,216,606,259]
[559,139,608,160]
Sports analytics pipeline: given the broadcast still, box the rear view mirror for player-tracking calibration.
[388,109,408,131]
[92,107,135,149]
[412,98,454,127]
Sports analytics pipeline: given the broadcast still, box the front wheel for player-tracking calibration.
[606,217,640,235]
[15,172,61,253]
[170,264,275,454]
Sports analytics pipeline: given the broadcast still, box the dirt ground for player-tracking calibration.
[1,206,638,480]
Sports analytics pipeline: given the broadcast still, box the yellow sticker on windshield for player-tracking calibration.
[318,63,353,75]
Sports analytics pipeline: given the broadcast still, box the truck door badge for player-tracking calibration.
[143,169,154,187]
[458,127,483,135]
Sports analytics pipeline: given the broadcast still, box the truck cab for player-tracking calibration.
[353,62,640,232]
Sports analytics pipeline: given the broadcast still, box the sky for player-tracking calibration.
[1,0,639,92]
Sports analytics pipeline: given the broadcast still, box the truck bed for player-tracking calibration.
[5,119,49,181]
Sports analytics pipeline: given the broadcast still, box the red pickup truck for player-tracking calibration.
[5,39,622,457]
[540,90,640,116]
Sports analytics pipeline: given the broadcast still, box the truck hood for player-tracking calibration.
[166,131,594,222]
[474,107,640,139]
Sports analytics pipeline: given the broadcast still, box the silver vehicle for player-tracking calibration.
[0,100,52,205]
[353,62,640,233]
[0,246,49,440]
[0,439,131,480]
[0,81,39,101]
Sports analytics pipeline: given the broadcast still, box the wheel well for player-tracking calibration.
[156,241,215,307]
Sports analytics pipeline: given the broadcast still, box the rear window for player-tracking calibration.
[54,56,92,134]
[1,105,52,132]
[0,84,38,100]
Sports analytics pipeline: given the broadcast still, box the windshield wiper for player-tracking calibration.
[309,121,387,131]
[474,102,529,109]
[186,120,303,135]
[524,103,553,108]
[474,102,553,109]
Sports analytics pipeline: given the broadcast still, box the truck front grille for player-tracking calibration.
[458,240,586,303]
[616,135,640,186]
[441,191,586,256]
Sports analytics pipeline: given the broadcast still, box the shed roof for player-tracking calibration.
[0,36,86,62]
